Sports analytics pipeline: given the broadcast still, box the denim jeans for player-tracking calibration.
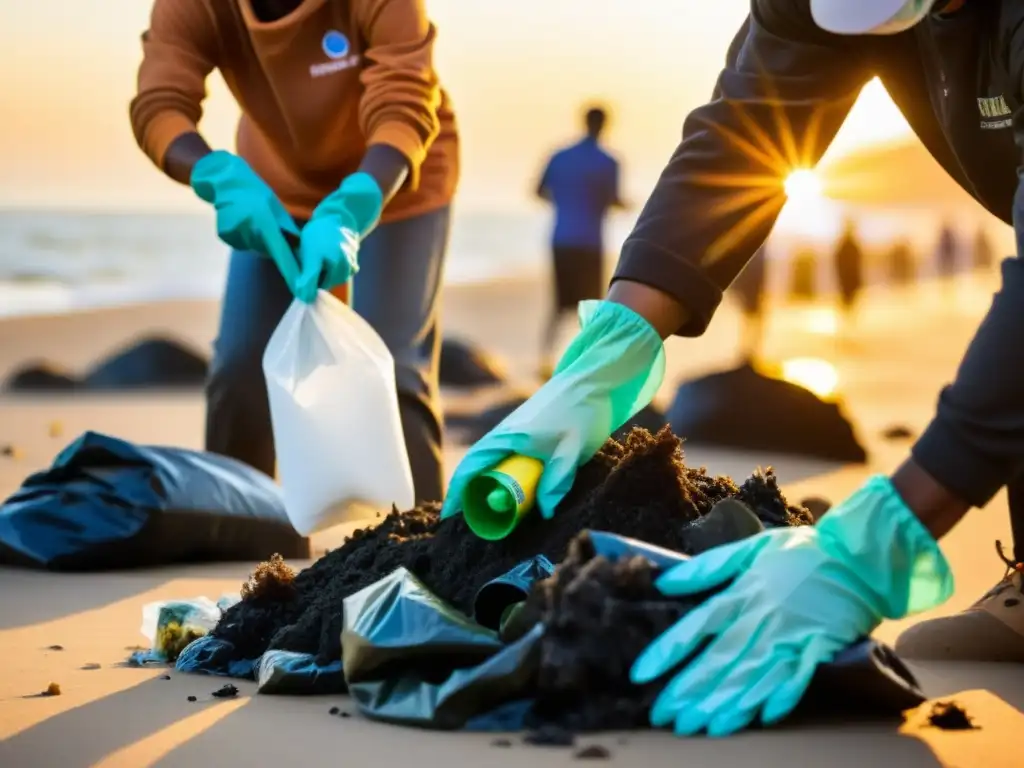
[205,206,451,504]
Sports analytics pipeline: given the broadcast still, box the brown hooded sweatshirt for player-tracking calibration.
[130,0,458,221]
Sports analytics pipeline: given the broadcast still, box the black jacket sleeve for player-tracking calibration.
[612,0,871,336]
[910,21,1024,508]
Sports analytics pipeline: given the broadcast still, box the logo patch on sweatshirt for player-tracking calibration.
[322,31,349,59]
[311,30,359,77]
[977,95,1011,130]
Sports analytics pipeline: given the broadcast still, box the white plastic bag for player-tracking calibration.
[263,291,415,535]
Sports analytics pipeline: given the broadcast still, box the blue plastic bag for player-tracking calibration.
[0,431,308,570]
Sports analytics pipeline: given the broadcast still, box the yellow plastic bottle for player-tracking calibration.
[461,455,545,540]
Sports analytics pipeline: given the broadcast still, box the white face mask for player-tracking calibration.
[867,0,938,34]
[811,0,942,36]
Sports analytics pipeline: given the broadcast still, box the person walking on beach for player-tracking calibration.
[535,105,625,378]
[131,0,458,504]
[444,0,1024,735]
[832,219,865,332]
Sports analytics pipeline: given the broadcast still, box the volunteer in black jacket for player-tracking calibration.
[443,0,1024,736]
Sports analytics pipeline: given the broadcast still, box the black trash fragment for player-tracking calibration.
[473,555,555,631]
[667,363,867,463]
[82,337,208,390]
[0,431,308,570]
[439,338,507,388]
[679,498,765,554]
[3,362,79,392]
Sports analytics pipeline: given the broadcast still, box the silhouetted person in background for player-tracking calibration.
[833,219,865,330]
[788,246,818,302]
[936,223,958,278]
[886,239,916,287]
[536,105,625,377]
[972,226,994,271]
[729,244,768,363]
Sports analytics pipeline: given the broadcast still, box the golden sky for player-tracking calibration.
[0,0,912,213]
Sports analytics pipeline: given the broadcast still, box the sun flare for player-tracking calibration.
[784,169,824,204]
[780,357,839,399]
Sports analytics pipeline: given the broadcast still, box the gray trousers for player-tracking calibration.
[204,206,451,504]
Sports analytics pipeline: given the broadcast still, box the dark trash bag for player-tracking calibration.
[82,337,209,390]
[3,361,79,392]
[667,363,868,463]
[342,531,924,732]
[439,338,507,388]
[0,431,308,570]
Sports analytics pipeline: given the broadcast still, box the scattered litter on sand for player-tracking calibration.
[211,684,239,698]
[574,745,611,759]
[81,663,101,671]
[212,428,810,667]
[1,444,22,459]
[44,682,61,696]
[881,424,915,441]
[46,644,64,651]
[927,701,977,730]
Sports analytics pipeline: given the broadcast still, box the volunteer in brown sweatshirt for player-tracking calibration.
[130,0,459,503]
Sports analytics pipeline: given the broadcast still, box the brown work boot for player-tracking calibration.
[895,541,1024,662]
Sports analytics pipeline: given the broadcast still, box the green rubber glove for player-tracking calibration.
[630,475,954,737]
[441,299,666,521]
[190,151,301,292]
[296,172,383,304]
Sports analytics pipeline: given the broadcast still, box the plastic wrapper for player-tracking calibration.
[130,595,238,665]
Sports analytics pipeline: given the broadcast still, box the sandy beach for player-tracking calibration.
[2,270,1023,766]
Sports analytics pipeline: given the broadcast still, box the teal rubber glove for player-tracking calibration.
[296,172,384,304]
[630,475,954,737]
[441,299,666,521]
[190,151,301,293]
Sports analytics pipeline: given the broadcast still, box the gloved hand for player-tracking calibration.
[441,299,666,521]
[630,475,954,737]
[190,151,302,293]
[296,172,384,303]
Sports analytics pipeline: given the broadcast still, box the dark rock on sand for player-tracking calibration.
[3,362,79,392]
[439,338,507,388]
[667,363,867,463]
[82,337,208,390]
